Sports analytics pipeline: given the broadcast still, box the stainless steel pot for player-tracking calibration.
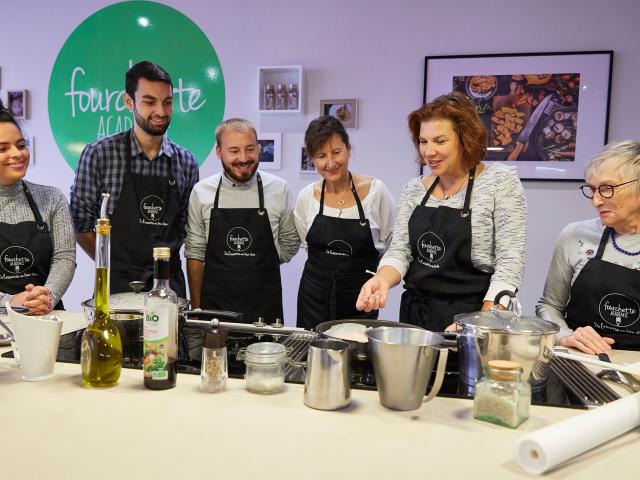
[453,291,559,394]
[81,286,190,366]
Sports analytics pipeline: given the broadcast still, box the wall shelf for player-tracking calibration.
[258,65,304,114]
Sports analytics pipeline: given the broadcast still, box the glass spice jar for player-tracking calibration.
[275,83,288,110]
[473,360,531,429]
[263,83,275,110]
[287,83,299,110]
[200,327,228,393]
[239,342,286,394]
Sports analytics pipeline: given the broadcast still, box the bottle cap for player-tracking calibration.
[202,327,228,349]
[487,360,522,381]
[153,247,171,259]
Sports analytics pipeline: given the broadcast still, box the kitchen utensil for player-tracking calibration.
[549,354,620,406]
[553,349,640,378]
[315,319,421,362]
[7,302,63,381]
[453,291,559,394]
[366,327,448,411]
[304,339,351,410]
[507,95,560,160]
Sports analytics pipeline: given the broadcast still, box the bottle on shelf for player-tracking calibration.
[276,83,288,110]
[287,83,299,110]
[81,193,123,387]
[143,247,178,390]
[263,83,275,110]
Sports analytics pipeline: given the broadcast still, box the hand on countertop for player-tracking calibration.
[558,325,614,355]
[10,284,52,316]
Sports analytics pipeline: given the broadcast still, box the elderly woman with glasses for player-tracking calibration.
[537,141,640,353]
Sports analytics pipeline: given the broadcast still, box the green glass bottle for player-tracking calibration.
[81,208,122,387]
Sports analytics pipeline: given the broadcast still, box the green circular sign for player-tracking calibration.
[48,1,225,169]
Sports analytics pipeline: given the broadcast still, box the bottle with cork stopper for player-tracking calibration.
[473,360,531,428]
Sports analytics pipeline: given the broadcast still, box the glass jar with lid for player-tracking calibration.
[239,342,286,394]
[473,360,531,428]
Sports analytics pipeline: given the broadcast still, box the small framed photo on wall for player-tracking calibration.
[300,146,317,174]
[257,132,282,170]
[320,99,358,129]
[7,90,28,119]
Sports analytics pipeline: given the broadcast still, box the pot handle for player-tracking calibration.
[440,331,459,348]
[493,290,516,306]
[423,347,449,403]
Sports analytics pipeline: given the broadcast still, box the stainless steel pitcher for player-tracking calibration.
[303,339,351,410]
[366,327,449,411]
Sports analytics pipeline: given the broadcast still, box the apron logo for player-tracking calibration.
[326,240,353,257]
[417,232,445,263]
[598,293,640,328]
[226,227,252,252]
[140,195,165,221]
[0,246,35,274]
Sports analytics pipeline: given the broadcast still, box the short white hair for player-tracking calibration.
[585,140,640,192]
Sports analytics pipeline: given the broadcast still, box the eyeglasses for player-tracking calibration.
[579,179,639,199]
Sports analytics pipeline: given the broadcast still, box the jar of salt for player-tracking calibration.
[473,360,530,428]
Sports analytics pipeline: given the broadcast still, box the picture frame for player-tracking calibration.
[299,146,317,174]
[7,90,28,119]
[423,51,613,181]
[257,132,282,170]
[320,99,358,129]
[24,136,35,165]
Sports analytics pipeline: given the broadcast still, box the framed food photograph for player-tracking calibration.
[257,132,281,170]
[423,51,613,181]
[320,99,358,129]
[7,90,28,119]
[300,146,317,174]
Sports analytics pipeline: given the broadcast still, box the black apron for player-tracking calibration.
[200,173,283,324]
[297,173,380,329]
[400,167,491,331]
[0,182,63,309]
[109,130,186,297]
[565,227,640,350]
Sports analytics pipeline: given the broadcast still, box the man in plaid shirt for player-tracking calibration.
[70,61,199,296]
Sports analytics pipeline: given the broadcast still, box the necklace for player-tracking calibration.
[440,177,467,200]
[610,229,640,256]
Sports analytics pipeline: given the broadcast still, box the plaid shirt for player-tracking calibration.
[70,129,199,241]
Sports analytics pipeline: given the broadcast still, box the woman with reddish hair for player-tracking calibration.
[357,92,527,330]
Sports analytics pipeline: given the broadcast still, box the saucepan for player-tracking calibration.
[315,318,422,362]
[81,282,190,365]
[450,291,560,393]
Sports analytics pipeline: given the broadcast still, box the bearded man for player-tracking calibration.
[71,61,198,295]
[185,118,299,324]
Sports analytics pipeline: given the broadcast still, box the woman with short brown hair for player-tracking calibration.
[357,92,527,331]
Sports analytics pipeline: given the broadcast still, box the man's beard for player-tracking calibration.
[222,160,259,184]
[134,109,170,136]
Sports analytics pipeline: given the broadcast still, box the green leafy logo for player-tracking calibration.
[48,1,225,169]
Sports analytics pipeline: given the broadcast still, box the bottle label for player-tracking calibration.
[143,305,171,380]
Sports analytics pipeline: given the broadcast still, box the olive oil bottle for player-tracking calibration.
[81,198,122,387]
[143,247,178,390]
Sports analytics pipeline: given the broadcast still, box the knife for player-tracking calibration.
[506,94,553,161]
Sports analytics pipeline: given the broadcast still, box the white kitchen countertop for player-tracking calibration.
[1,313,639,479]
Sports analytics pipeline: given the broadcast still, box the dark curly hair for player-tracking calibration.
[408,91,487,169]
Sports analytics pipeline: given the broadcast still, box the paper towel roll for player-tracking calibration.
[514,392,640,474]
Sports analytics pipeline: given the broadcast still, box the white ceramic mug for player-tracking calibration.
[6,303,63,381]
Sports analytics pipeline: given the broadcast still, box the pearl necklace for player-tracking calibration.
[610,229,640,256]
